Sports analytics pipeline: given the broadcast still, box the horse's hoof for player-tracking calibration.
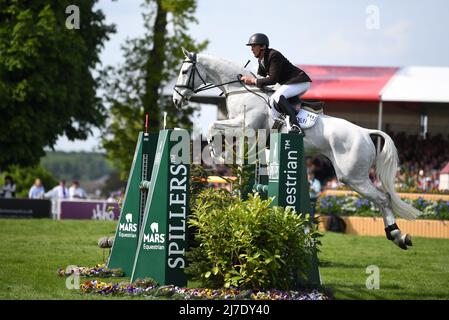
[404,234,413,247]
[394,234,411,250]
[397,240,408,250]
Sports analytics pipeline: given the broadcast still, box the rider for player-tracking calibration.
[240,33,312,133]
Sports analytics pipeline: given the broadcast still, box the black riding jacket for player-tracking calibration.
[255,48,311,88]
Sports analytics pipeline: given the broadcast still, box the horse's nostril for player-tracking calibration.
[174,99,178,106]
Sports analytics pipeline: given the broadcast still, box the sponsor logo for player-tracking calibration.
[119,213,138,233]
[283,139,299,210]
[143,222,165,244]
[150,222,158,234]
[91,203,115,221]
[167,162,188,269]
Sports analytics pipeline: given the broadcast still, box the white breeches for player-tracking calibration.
[270,82,311,119]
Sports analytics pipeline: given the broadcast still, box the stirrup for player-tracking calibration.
[272,119,285,130]
[289,124,304,136]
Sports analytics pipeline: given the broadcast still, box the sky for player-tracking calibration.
[54,0,449,151]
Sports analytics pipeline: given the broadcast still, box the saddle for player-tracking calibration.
[263,86,325,114]
[287,96,325,114]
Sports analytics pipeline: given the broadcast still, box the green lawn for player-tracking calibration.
[0,219,448,300]
[319,230,449,299]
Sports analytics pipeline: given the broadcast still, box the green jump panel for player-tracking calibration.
[131,129,190,286]
[268,132,311,214]
[255,132,321,287]
[107,132,158,275]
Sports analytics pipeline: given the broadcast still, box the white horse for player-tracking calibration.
[173,48,422,250]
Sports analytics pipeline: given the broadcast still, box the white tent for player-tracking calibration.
[381,66,449,103]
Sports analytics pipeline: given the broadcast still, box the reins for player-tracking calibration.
[174,53,271,108]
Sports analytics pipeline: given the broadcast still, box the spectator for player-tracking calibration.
[28,178,45,199]
[107,190,125,202]
[308,171,322,219]
[44,180,69,200]
[325,177,339,189]
[1,175,16,198]
[107,192,117,202]
[69,180,87,199]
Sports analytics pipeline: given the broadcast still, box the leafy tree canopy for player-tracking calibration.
[101,0,208,179]
[0,1,115,170]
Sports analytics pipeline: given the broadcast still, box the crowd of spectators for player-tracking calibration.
[0,178,88,200]
[388,132,449,191]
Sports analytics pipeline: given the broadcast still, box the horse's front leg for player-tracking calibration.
[207,116,250,164]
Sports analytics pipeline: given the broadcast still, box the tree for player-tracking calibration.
[0,1,115,170]
[101,0,208,179]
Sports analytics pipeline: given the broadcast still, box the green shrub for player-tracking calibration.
[186,189,321,291]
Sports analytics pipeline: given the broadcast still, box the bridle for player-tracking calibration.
[174,53,270,107]
[174,53,241,100]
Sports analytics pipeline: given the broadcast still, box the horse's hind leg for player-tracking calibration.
[343,178,412,250]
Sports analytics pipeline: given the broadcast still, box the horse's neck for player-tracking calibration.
[198,54,249,92]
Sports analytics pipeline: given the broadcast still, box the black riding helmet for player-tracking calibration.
[246,33,269,47]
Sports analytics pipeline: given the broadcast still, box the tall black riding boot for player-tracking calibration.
[276,95,304,135]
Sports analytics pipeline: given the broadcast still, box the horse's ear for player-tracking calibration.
[181,47,190,58]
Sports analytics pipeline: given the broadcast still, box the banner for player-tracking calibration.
[58,200,120,220]
[0,199,52,218]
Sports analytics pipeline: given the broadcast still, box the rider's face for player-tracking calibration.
[250,44,264,59]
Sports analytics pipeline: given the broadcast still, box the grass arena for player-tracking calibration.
[1,219,448,300]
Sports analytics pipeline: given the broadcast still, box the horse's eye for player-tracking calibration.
[182,70,188,74]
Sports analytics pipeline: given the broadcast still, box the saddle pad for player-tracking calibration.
[296,109,319,129]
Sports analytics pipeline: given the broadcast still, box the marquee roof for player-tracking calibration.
[300,64,449,103]
[300,65,399,102]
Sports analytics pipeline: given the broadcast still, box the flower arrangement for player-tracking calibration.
[79,279,328,300]
[317,196,449,220]
[58,264,328,300]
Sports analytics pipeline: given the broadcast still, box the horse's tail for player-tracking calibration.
[369,130,422,220]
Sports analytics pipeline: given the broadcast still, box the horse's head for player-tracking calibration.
[173,48,207,109]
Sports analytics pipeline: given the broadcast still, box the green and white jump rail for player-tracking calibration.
[253,132,321,287]
[108,129,190,287]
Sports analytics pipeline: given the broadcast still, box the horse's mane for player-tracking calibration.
[197,53,252,77]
